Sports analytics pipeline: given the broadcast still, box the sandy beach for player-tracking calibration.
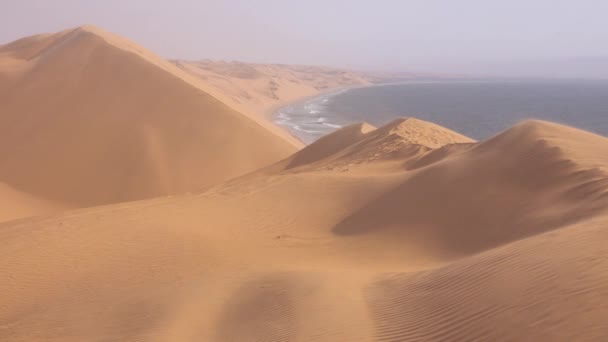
[1,25,608,341]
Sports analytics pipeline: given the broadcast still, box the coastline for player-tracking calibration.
[263,84,376,145]
[261,84,369,122]
[262,79,470,145]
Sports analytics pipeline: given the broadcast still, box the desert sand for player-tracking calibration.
[2,118,608,341]
[1,27,608,342]
[0,26,298,222]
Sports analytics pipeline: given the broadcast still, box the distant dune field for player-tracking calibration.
[1,26,607,342]
[172,60,375,117]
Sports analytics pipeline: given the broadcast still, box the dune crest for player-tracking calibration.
[274,117,474,173]
[0,26,298,222]
[1,117,608,341]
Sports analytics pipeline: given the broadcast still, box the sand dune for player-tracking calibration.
[172,61,449,132]
[173,60,377,119]
[0,182,68,222]
[274,118,475,172]
[0,26,298,222]
[1,117,607,341]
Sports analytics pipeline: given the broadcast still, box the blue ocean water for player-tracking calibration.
[274,80,608,144]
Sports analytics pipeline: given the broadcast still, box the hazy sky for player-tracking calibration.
[3,0,608,77]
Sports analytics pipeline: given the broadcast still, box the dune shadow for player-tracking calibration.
[214,273,299,342]
[332,141,608,256]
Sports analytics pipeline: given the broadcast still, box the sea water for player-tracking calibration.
[274,80,608,144]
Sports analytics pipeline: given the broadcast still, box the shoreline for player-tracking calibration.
[262,79,475,145]
[262,84,369,121]
[262,84,376,145]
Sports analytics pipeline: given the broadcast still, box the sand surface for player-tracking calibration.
[2,117,608,341]
[1,26,608,341]
[0,26,298,222]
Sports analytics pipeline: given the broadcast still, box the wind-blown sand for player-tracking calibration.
[1,117,608,341]
[1,26,608,341]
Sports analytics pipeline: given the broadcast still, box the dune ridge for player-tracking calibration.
[0,26,300,222]
[1,116,608,341]
[272,117,475,173]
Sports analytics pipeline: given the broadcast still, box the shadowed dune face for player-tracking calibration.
[334,124,608,258]
[1,118,608,340]
[214,273,301,342]
[285,123,376,170]
[277,118,474,173]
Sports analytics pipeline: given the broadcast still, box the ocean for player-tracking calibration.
[274,80,608,144]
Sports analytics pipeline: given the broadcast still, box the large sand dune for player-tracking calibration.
[0,26,298,222]
[1,117,607,341]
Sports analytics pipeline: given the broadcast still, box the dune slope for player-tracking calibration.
[0,26,296,221]
[1,118,608,341]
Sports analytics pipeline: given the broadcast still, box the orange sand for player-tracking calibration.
[1,26,607,341]
[0,26,297,221]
